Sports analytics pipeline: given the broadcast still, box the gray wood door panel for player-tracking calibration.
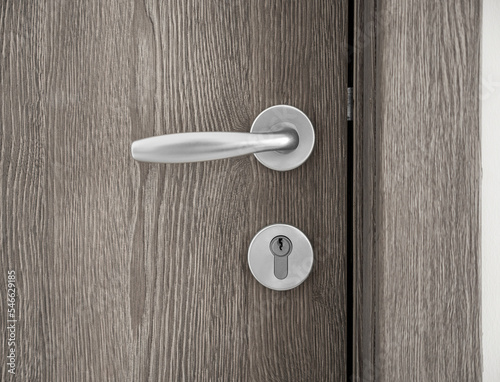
[353,0,482,380]
[0,1,348,380]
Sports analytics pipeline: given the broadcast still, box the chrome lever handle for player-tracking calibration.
[131,129,298,163]
[130,105,314,171]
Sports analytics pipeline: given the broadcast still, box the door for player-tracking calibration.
[0,1,348,380]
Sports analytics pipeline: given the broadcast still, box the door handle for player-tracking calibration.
[131,130,298,163]
[131,105,314,171]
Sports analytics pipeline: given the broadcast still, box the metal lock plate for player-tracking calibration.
[248,224,313,291]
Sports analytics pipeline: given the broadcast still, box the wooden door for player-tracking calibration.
[0,1,348,380]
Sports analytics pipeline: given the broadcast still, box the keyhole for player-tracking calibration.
[270,236,292,280]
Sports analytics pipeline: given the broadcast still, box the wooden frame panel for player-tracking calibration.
[353,0,482,380]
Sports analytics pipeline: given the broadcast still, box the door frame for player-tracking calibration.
[352,0,482,379]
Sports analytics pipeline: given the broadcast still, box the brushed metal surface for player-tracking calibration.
[131,105,314,171]
[251,105,315,171]
[248,224,313,291]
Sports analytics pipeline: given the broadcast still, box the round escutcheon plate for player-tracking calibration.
[248,224,314,291]
[250,105,315,171]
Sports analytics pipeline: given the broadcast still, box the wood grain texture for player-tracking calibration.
[352,0,378,380]
[353,0,482,380]
[0,1,348,380]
